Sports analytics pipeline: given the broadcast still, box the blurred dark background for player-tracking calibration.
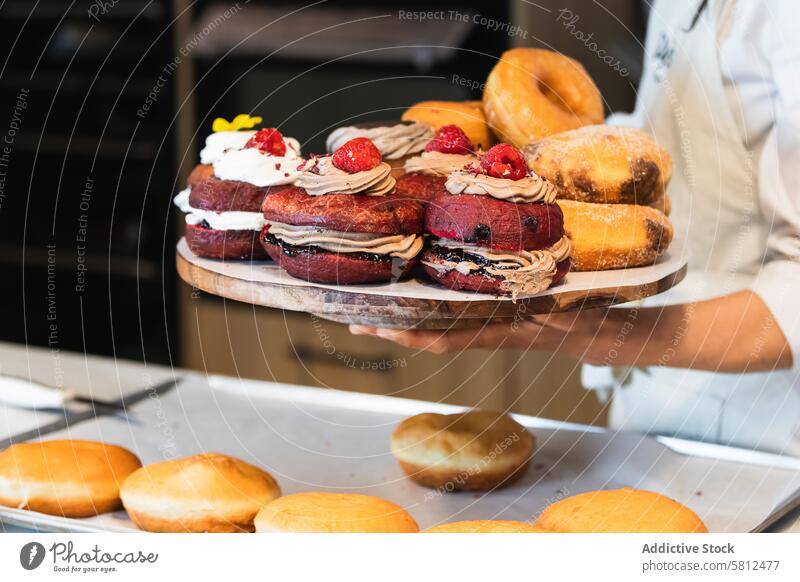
[0,0,646,379]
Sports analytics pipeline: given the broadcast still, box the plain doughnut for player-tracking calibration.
[484,48,604,147]
[120,453,281,533]
[0,440,141,518]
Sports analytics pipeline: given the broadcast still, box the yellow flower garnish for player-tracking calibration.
[212,114,263,132]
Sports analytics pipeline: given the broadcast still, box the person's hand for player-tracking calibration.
[350,308,618,362]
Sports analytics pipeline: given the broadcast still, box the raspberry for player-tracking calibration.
[245,128,287,156]
[480,143,527,180]
[424,124,474,155]
[331,137,382,173]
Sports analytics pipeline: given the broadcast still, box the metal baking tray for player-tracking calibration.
[2,374,799,533]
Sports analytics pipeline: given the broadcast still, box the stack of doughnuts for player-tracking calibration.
[174,115,304,260]
[526,125,674,271]
[260,137,424,284]
[395,48,673,273]
[423,143,572,297]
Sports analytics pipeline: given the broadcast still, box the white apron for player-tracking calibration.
[584,0,800,455]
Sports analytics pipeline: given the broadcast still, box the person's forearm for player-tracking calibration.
[565,291,793,372]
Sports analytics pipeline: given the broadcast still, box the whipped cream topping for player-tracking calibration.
[267,221,423,260]
[424,236,572,298]
[173,187,192,213]
[295,156,395,196]
[184,208,266,231]
[173,187,264,231]
[213,142,303,187]
[403,151,477,177]
[326,123,434,160]
[445,170,558,204]
[199,131,256,164]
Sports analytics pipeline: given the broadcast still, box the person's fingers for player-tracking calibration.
[349,323,530,353]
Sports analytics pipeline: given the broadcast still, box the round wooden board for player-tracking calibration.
[176,250,687,329]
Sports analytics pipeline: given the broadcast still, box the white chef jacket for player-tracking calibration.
[584,0,800,455]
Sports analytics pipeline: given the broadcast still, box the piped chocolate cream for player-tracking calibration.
[326,123,433,160]
[267,221,423,260]
[445,171,558,204]
[403,151,478,177]
[424,236,572,298]
[295,156,395,197]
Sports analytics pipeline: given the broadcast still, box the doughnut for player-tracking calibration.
[187,163,214,188]
[525,125,673,205]
[402,100,494,150]
[390,410,535,491]
[254,492,419,533]
[183,176,286,259]
[0,440,141,518]
[536,488,708,533]
[185,223,269,260]
[261,187,423,234]
[425,520,548,533]
[483,48,604,147]
[426,193,565,251]
[120,453,281,533]
[394,172,448,204]
[558,199,673,271]
[260,187,424,284]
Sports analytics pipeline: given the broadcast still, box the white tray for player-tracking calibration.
[2,374,799,533]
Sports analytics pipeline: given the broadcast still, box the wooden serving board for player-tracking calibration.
[176,239,687,329]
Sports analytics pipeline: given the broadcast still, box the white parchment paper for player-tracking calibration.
[2,374,798,533]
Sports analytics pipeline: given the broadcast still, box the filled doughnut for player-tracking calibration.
[402,100,494,150]
[254,492,419,533]
[525,125,673,205]
[536,488,708,533]
[182,176,283,260]
[0,440,141,518]
[484,48,603,147]
[422,144,572,298]
[120,453,281,533]
[558,199,673,271]
[175,124,304,260]
[261,139,424,284]
[391,410,535,491]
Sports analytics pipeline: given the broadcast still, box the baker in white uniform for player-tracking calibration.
[351,0,800,456]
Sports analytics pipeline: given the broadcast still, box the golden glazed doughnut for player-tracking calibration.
[483,48,603,148]
[254,492,419,533]
[558,199,673,271]
[402,100,494,150]
[0,440,141,518]
[525,125,673,205]
[120,453,281,533]
[536,488,708,533]
[425,520,548,533]
[391,410,534,491]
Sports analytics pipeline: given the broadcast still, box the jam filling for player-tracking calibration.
[262,232,391,263]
